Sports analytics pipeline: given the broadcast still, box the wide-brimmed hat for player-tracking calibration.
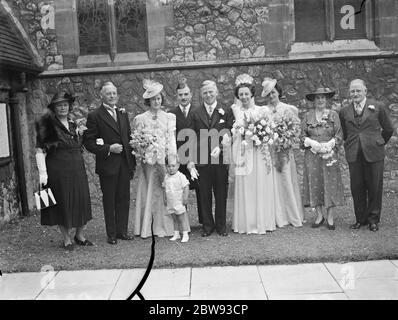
[261,78,277,97]
[48,92,75,110]
[143,79,163,99]
[306,87,335,101]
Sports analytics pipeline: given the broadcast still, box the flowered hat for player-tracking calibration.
[261,78,277,97]
[306,87,335,101]
[47,91,75,110]
[235,73,254,86]
[143,79,163,99]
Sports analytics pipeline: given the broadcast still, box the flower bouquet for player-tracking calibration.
[272,112,301,172]
[130,128,163,165]
[231,109,274,172]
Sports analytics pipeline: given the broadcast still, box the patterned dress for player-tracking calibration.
[301,109,344,208]
[133,110,184,238]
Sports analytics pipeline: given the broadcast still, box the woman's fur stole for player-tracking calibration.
[35,112,60,151]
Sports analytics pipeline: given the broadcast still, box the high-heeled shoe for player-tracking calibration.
[311,217,325,228]
[74,236,94,246]
[327,221,335,230]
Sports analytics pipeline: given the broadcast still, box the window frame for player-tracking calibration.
[290,0,378,56]
[54,0,173,68]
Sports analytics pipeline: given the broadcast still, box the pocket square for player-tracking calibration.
[96,138,104,145]
[219,119,225,124]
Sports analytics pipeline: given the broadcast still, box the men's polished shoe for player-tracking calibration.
[117,234,134,241]
[201,231,212,237]
[327,222,335,230]
[349,222,362,230]
[311,217,325,228]
[107,237,117,245]
[369,223,379,232]
[218,232,228,237]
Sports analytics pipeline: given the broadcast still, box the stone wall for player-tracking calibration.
[27,57,398,206]
[8,0,398,69]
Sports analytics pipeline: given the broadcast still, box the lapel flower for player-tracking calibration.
[368,105,375,111]
[219,119,225,124]
[218,108,225,116]
[118,108,126,113]
[75,118,88,136]
[96,138,104,145]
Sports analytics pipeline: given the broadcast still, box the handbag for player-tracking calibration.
[34,186,57,210]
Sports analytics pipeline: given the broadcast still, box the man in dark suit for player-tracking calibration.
[339,79,393,232]
[83,82,136,244]
[187,80,234,237]
[169,80,203,223]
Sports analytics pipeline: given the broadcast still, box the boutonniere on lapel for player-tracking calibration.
[118,108,126,114]
[218,108,225,116]
[96,138,104,145]
[368,105,375,111]
[219,119,225,124]
[75,118,88,136]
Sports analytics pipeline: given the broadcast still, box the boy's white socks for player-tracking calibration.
[170,231,180,241]
[181,231,189,243]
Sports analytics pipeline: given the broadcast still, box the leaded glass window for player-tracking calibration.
[115,0,147,53]
[77,0,110,55]
[77,0,148,57]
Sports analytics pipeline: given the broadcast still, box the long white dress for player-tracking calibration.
[268,102,304,227]
[231,103,278,233]
[133,110,190,238]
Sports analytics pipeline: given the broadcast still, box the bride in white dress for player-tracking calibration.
[231,74,278,234]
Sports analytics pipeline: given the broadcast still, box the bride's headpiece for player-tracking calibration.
[235,73,254,86]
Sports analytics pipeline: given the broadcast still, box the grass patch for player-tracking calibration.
[1,193,398,273]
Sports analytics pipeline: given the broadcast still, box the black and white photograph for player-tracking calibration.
[1,0,398,305]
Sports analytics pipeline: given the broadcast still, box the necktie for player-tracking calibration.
[208,106,213,117]
[182,106,187,118]
[355,104,362,116]
[108,107,117,121]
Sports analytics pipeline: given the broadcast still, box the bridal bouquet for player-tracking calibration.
[130,128,163,165]
[231,109,274,172]
[272,112,301,171]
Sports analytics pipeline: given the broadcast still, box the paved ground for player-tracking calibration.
[1,260,398,300]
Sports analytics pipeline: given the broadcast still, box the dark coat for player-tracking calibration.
[339,98,394,163]
[83,104,136,176]
[189,103,234,166]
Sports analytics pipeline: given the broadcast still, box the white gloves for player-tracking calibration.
[221,133,231,146]
[35,151,48,186]
[210,146,221,158]
[304,137,322,153]
[305,138,336,154]
[187,162,199,181]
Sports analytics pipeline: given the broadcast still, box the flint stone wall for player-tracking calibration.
[27,57,398,206]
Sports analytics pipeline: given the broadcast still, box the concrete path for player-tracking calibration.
[1,260,398,300]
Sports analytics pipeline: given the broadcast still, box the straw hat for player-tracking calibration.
[143,79,163,99]
[261,78,277,97]
[305,87,335,101]
[47,92,75,110]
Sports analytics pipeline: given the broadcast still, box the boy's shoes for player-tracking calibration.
[181,233,189,243]
[170,232,181,241]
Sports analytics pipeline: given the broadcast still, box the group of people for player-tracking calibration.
[35,75,394,250]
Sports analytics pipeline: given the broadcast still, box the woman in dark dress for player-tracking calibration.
[35,92,93,250]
